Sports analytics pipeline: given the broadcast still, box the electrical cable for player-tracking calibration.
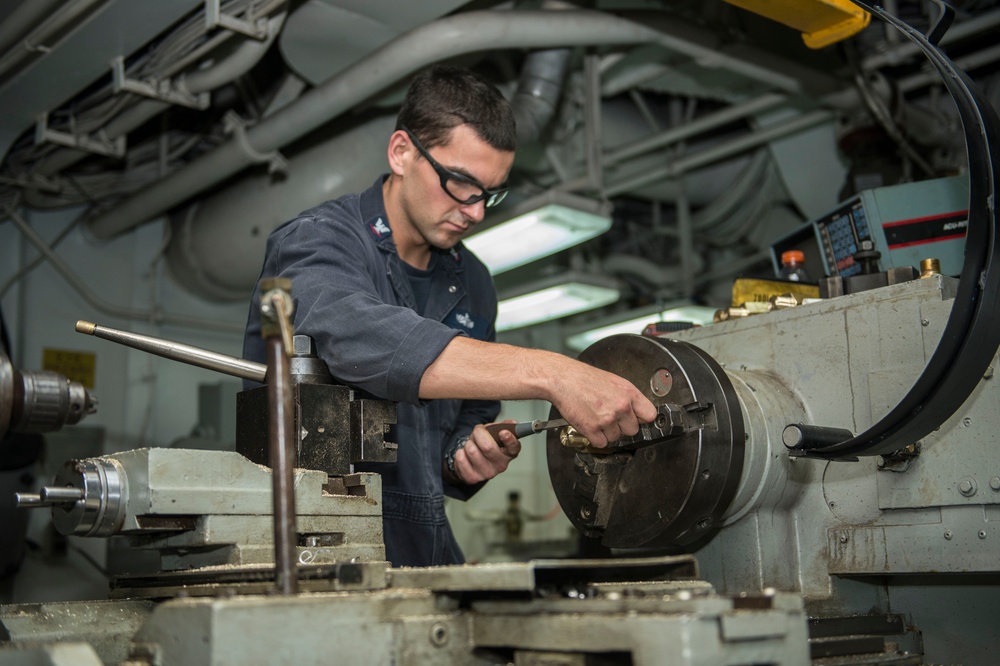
[795,0,1000,459]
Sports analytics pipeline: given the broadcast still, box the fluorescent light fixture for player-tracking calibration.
[496,274,620,332]
[565,303,718,352]
[464,191,613,275]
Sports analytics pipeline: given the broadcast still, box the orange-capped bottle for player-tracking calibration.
[779,250,810,282]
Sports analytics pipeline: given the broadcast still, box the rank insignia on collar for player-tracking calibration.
[369,217,391,237]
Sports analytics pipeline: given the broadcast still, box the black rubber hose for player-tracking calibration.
[797,0,1000,459]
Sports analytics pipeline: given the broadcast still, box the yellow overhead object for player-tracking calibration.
[724,0,872,49]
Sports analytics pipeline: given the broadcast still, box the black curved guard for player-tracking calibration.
[799,0,1000,459]
[546,334,745,550]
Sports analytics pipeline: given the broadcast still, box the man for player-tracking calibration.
[244,64,655,567]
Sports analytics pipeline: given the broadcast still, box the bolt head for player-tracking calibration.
[292,335,316,357]
[959,477,978,496]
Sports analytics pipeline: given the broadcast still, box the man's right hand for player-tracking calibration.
[546,359,657,449]
[420,337,658,447]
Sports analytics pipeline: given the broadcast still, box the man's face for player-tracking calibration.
[398,124,514,251]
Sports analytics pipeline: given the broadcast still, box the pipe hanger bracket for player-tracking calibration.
[111,56,210,111]
[34,111,125,159]
[205,0,270,40]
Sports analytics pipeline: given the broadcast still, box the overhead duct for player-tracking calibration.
[164,113,396,302]
[165,84,768,302]
[277,0,471,85]
[164,46,576,303]
[513,48,572,145]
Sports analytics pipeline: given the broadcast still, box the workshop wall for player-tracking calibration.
[1,207,248,454]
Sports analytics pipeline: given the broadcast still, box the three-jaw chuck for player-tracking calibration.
[547,334,805,551]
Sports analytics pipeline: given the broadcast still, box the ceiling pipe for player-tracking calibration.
[0,0,67,59]
[552,92,789,194]
[31,10,288,179]
[85,7,821,240]
[898,42,1000,94]
[862,7,1000,70]
[513,48,572,145]
[0,0,111,86]
[603,109,834,196]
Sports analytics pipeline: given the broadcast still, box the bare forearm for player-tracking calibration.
[419,336,658,449]
[419,337,566,402]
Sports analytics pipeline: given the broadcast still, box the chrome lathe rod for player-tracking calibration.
[75,320,267,383]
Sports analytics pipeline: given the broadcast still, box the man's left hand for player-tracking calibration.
[451,419,522,484]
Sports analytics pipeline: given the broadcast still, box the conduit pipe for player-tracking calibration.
[552,92,789,194]
[604,110,834,197]
[862,7,1000,70]
[899,42,1000,94]
[0,0,67,60]
[0,0,111,85]
[32,10,288,179]
[86,7,813,240]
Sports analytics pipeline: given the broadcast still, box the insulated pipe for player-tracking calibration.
[164,113,396,302]
[693,151,779,238]
[86,8,812,240]
[601,253,705,289]
[899,43,1000,94]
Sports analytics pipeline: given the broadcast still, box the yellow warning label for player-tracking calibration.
[42,349,96,388]
[732,278,820,306]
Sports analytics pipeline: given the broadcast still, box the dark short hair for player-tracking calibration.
[396,64,516,153]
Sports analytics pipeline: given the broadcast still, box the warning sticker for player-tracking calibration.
[42,349,96,388]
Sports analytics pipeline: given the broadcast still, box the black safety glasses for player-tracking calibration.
[402,126,508,208]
